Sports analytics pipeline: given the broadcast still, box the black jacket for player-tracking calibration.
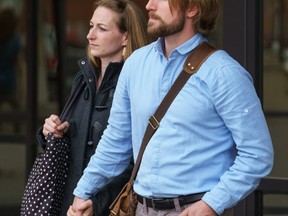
[37,57,133,216]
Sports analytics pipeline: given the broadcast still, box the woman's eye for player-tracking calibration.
[98,26,107,31]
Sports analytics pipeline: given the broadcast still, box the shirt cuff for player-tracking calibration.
[201,188,232,215]
[73,177,97,199]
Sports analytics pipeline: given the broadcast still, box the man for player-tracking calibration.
[72,0,274,215]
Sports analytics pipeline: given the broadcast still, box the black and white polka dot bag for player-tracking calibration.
[20,80,84,216]
[20,133,70,215]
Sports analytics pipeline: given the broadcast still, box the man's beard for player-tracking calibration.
[147,13,185,38]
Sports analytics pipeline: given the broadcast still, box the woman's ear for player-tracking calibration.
[122,32,128,47]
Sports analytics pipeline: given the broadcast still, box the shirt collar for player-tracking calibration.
[153,33,206,57]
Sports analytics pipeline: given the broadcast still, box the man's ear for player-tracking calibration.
[187,5,199,18]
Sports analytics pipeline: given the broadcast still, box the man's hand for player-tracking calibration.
[68,196,92,216]
[179,200,217,216]
[78,199,93,216]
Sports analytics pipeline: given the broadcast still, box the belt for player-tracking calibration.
[137,192,205,210]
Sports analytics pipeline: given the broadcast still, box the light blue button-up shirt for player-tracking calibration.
[74,33,273,214]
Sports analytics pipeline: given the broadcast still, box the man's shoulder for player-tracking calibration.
[197,49,251,84]
[203,49,241,69]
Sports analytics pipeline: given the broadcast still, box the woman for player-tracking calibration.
[37,0,150,215]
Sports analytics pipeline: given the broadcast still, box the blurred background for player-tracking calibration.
[0,0,287,215]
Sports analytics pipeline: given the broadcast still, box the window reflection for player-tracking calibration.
[263,0,288,113]
[263,0,288,211]
[0,6,25,136]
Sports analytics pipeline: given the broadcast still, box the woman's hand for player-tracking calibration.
[179,200,217,216]
[42,114,69,138]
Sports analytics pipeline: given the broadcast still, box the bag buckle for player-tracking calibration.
[110,210,117,216]
[149,115,159,130]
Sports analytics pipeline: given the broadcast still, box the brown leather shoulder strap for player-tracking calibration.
[184,41,216,74]
[130,41,217,182]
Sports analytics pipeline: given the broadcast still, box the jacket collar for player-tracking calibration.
[77,57,124,93]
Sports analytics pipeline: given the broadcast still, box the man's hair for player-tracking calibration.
[169,0,219,36]
[88,0,150,67]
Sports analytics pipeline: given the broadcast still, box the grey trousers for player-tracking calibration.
[136,200,233,216]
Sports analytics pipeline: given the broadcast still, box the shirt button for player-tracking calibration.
[87,141,93,146]
[81,61,85,65]
[88,78,93,82]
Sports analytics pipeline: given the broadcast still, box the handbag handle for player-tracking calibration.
[130,42,216,182]
[60,79,85,121]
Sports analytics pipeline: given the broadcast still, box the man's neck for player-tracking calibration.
[163,24,197,58]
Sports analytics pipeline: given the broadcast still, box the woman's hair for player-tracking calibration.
[88,0,150,67]
[168,0,219,36]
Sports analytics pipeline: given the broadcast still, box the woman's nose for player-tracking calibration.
[87,29,94,40]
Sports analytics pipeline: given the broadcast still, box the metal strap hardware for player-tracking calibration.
[149,115,159,130]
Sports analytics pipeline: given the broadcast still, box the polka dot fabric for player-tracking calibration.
[20,133,70,216]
